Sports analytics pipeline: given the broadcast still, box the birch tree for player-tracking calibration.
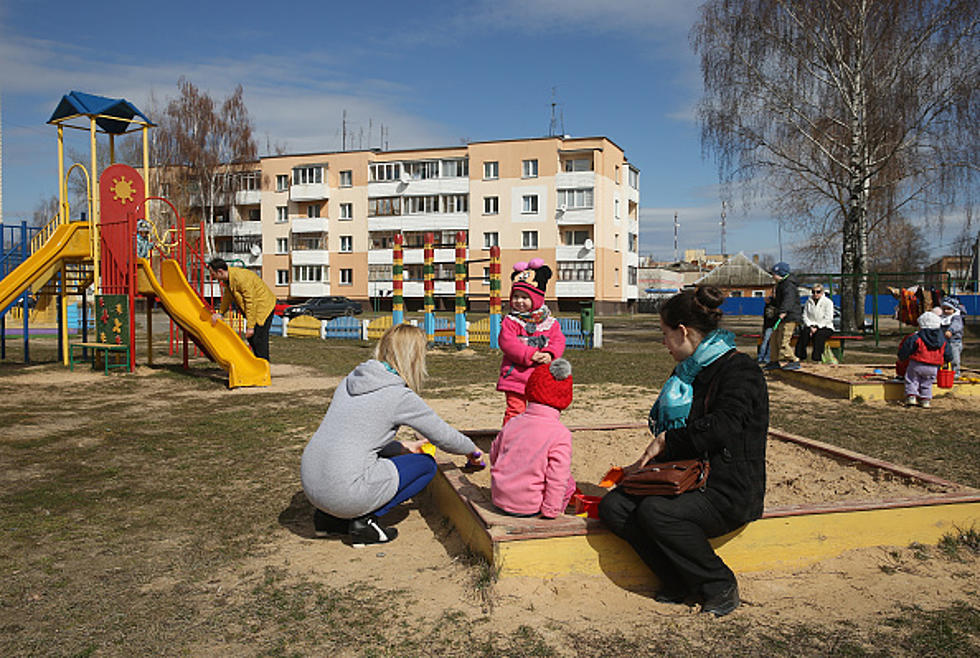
[693,0,979,330]
[152,78,257,253]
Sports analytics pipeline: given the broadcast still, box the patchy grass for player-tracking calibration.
[1,317,978,655]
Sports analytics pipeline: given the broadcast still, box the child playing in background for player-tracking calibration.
[897,311,952,408]
[497,259,566,425]
[491,359,577,519]
[940,297,966,377]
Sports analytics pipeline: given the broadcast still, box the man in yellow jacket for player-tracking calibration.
[208,258,276,362]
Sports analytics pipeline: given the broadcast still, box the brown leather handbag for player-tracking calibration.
[618,459,710,496]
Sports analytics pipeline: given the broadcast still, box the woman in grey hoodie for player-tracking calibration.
[301,324,483,544]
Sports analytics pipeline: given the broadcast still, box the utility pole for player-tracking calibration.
[673,211,679,263]
[720,201,727,257]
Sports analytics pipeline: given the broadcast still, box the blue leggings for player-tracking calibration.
[373,454,438,518]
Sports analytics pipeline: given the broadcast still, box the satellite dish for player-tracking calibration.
[584,238,594,250]
[250,244,262,257]
[557,204,567,213]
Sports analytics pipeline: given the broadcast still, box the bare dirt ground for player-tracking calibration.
[2,349,978,655]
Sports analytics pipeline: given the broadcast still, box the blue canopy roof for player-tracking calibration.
[48,91,155,134]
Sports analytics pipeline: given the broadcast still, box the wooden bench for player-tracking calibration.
[748,333,864,361]
[69,342,130,375]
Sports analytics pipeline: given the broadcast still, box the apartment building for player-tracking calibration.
[209,136,640,313]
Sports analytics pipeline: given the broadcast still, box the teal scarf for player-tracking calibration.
[648,329,735,435]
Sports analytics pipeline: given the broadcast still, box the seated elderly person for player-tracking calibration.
[794,284,834,362]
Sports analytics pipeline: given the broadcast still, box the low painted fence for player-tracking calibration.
[283,314,601,349]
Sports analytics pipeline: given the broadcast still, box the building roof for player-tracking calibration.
[694,252,774,287]
[48,91,154,134]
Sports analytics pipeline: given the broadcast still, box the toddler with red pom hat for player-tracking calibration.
[496,258,566,425]
[490,358,577,519]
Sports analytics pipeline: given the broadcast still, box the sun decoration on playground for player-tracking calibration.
[111,176,136,204]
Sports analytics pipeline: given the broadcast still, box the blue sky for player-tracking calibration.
[1,0,965,262]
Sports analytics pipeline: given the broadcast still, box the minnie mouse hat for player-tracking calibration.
[526,358,573,410]
[511,258,553,310]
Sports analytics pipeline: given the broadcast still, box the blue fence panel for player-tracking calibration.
[270,314,284,337]
[558,317,592,350]
[66,303,95,331]
[324,315,362,339]
[720,297,767,316]
[433,317,453,345]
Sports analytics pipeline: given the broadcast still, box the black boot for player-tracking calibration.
[348,515,398,545]
[701,583,740,617]
[313,509,348,538]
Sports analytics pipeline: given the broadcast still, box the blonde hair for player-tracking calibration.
[375,323,428,392]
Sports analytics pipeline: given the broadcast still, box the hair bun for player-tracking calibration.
[695,285,725,310]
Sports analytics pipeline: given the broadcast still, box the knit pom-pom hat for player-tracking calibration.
[918,311,941,330]
[510,258,553,311]
[525,358,573,410]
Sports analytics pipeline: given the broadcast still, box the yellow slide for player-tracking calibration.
[0,221,91,313]
[137,258,270,388]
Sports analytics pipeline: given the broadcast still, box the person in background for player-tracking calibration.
[940,297,966,377]
[897,311,952,409]
[794,284,835,362]
[757,295,778,365]
[208,257,277,362]
[764,262,802,371]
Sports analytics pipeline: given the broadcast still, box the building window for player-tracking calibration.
[483,232,499,249]
[444,194,468,213]
[276,269,289,285]
[339,170,353,187]
[562,157,592,172]
[522,194,539,214]
[275,237,289,254]
[522,231,538,249]
[753,290,766,297]
[730,290,743,297]
[292,233,326,251]
[614,267,620,286]
[235,171,261,191]
[483,161,498,180]
[276,206,288,223]
[441,159,468,177]
[628,232,638,253]
[405,195,439,215]
[276,174,289,192]
[369,264,391,281]
[368,197,401,217]
[340,202,353,220]
[292,265,324,282]
[370,162,401,182]
[306,204,321,218]
[522,159,538,178]
[615,198,621,219]
[557,188,593,209]
[246,208,261,221]
[628,266,637,286]
[558,261,593,281]
[406,161,440,180]
[562,230,590,246]
[483,196,499,215]
[340,235,353,253]
[628,167,639,189]
[614,233,620,252]
[293,166,323,185]
[340,268,353,286]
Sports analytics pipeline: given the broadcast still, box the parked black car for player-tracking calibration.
[283,296,362,320]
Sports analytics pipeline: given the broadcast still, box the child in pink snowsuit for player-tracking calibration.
[496,259,566,425]
[491,359,577,518]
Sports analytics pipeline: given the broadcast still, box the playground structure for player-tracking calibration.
[0,92,269,387]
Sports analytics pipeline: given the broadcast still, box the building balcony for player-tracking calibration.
[556,208,595,225]
[290,183,330,201]
[627,185,639,203]
[291,217,329,233]
[556,244,595,261]
[234,189,261,205]
[556,171,595,189]
[367,214,469,233]
[291,282,330,297]
[626,284,639,300]
[290,250,329,266]
[209,220,263,237]
[214,250,262,268]
[556,280,595,297]
[368,280,465,297]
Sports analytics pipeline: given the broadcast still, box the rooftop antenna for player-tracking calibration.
[720,200,727,257]
[549,87,560,137]
[342,109,347,151]
[673,211,679,262]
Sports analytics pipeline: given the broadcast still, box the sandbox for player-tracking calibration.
[769,363,980,401]
[423,425,980,586]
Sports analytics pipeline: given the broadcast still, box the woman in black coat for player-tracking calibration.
[598,286,768,617]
